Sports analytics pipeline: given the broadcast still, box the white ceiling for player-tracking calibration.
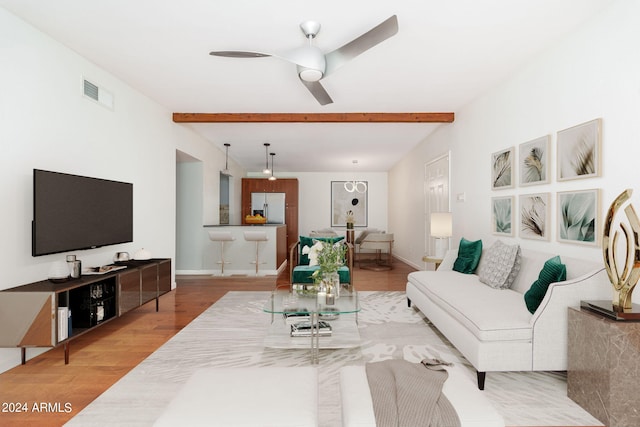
[1,0,614,173]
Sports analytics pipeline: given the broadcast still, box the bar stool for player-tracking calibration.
[243,231,268,275]
[208,231,235,275]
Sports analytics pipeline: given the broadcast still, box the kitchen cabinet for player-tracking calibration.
[242,178,298,252]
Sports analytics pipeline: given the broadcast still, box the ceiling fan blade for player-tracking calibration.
[300,79,333,105]
[209,51,272,58]
[324,15,398,76]
[211,48,325,75]
[279,46,325,71]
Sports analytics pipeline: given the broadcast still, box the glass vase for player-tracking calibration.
[321,271,340,303]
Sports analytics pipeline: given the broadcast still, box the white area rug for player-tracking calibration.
[65,291,602,426]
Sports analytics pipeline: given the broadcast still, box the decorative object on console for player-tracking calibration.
[491,147,514,190]
[133,248,152,260]
[602,189,640,312]
[48,261,70,283]
[452,238,482,274]
[557,189,600,246]
[557,118,601,181]
[66,254,81,279]
[491,196,513,236]
[114,252,130,262]
[430,212,452,258]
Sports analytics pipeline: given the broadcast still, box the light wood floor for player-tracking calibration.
[0,259,414,427]
[0,260,597,427]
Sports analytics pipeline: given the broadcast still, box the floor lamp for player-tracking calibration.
[431,212,452,259]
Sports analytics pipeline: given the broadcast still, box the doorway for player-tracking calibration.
[424,153,451,256]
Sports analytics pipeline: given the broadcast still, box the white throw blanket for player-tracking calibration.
[365,359,461,427]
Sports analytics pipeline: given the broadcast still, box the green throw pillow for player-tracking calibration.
[524,256,567,314]
[299,235,345,265]
[452,238,483,274]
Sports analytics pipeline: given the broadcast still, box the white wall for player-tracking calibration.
[236,171,390,258]
[176,160,204,270]
[269,172,389,237]
[0,8,229,371]
[390,0,640,304]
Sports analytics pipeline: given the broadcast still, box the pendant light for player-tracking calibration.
[268,152,277,181]
[262,143,271,174]
[344,159,367,193]
[221,143,231,176]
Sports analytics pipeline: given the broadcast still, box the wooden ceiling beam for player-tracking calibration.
[172,112,454,123]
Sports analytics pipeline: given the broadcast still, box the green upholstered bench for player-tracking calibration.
[291,265,351,284]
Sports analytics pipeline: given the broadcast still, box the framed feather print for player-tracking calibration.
[557,189,600,246]
[519,193,550,240]
[519,136,550,186]
[557,118,602,181]
[491,147,515,190]
[492,196,514,236]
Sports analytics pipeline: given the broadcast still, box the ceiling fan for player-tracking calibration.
[209,15,398,105]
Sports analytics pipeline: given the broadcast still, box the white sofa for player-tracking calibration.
[406,247,609,389]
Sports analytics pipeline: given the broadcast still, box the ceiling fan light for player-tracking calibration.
[299,68,323,82]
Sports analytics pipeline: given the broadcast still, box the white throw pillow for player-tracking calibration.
[478,240,521,289]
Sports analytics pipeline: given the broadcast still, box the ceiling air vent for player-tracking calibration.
[82,77,114,110]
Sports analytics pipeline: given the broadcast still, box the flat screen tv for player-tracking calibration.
[32,169,133,256]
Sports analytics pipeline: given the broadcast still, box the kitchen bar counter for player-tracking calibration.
[194,225,287,276]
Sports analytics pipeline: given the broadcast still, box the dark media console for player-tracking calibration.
[0,258,171,365]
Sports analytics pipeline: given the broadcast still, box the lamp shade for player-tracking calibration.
[430,212,452,238]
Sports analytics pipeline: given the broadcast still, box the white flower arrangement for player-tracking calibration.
[302,240,346,283]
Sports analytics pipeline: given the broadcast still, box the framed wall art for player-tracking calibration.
[491,196,514,236]
[557,189,600,246]
[519,136,550,186]
[491,147,515,190]
[331,181,367,227]
[557,118,602,181]
[519,193,550,241]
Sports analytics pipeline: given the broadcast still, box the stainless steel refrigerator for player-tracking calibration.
[251,192,286,224]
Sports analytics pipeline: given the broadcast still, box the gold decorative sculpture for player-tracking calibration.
[602,189,640,311]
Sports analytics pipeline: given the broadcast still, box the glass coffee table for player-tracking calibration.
[263,287,361,364]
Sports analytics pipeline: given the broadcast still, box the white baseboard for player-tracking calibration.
[176,269,279,277]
